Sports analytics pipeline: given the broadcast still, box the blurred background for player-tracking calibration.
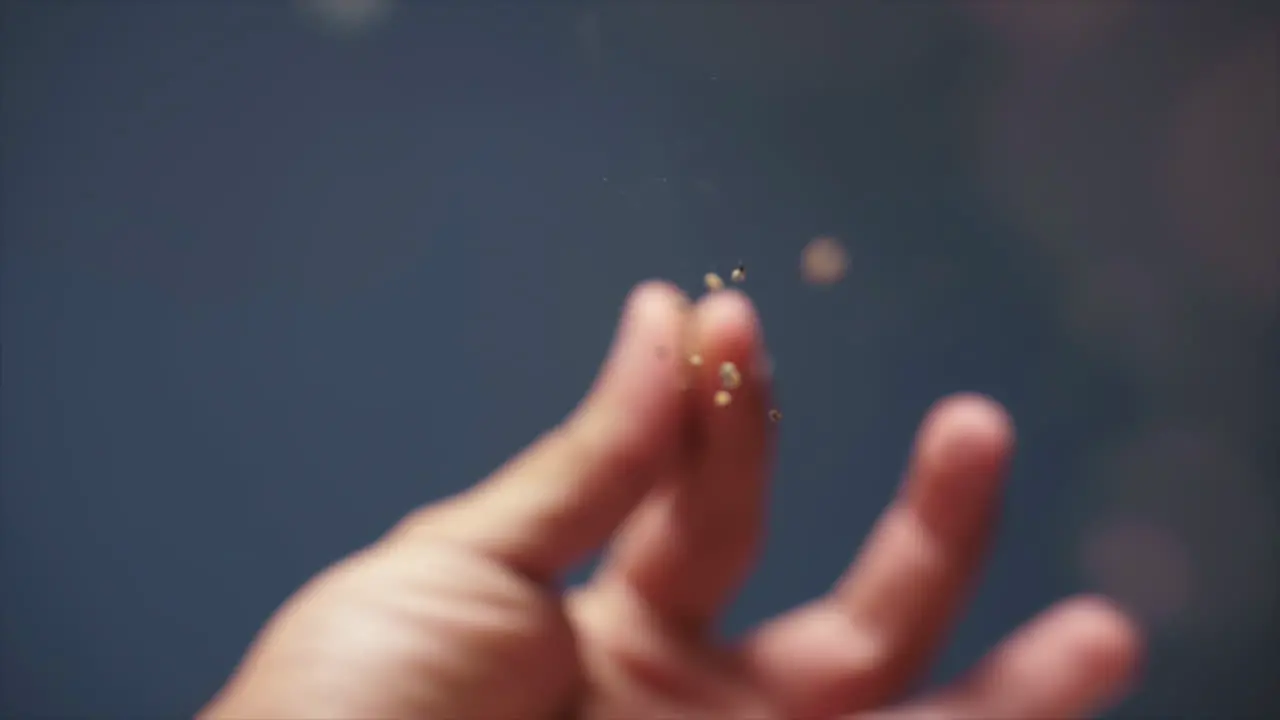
[2,0,1276,716]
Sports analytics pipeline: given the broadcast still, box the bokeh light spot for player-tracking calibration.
[1080,517,1193,628]
[296,0,395,36]
[800,236,849,286]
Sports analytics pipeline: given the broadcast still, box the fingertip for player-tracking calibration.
[628,279,692,316]
[1054,595,1146,686]
[609,281,690,358]
[692,289,766,385]
[917,393,1015,473]
[902,393,1014,524]
[885,594,1147,720]
[928,393,1014,445]
[695,288,760,343]
[975,594,1148,716]
[594,280,692,399]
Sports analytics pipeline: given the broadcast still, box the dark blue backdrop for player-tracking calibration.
[3,2,1277,717]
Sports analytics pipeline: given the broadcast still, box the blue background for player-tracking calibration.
[3,1,1277,716]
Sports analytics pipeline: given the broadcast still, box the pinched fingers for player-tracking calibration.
[594,289,776,636]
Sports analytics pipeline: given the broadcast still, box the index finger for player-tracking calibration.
[391,281,693,582]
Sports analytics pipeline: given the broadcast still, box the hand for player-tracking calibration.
[201,281,1142,719]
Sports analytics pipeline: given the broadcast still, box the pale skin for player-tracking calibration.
[201,281,1143,719]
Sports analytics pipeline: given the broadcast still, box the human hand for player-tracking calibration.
[201,281,1142,719]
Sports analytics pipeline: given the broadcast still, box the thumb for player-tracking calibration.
[394,281,692,582]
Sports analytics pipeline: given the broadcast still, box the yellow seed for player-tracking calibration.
[704,272,725,291]
[730,265,746,283]
[713,389,733,407]
[718,361,741,390]
[688,353,703,366]
[768,408,782,422]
